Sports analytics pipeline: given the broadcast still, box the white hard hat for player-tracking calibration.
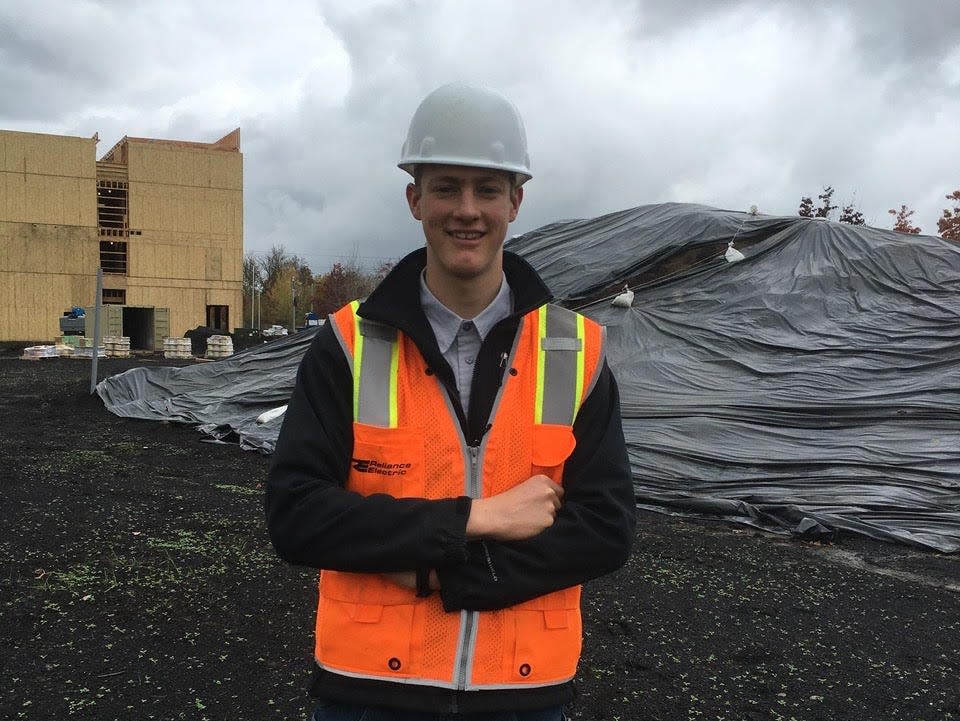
[398,82,532,185]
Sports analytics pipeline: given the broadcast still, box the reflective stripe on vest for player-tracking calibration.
[351,301,401,428]
[351,302,589,427]
[535,304,586,426]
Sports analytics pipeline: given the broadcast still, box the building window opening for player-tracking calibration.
[100,240,127,274]
[97,180,128,236]
[102,288,126,305]
[206,305,229,332]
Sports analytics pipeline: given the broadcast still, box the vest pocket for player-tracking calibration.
[506,587,582,684]
[317,594,418,679]
[530,424,576,483]
[349,422,425,497]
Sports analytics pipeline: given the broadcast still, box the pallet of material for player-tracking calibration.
[71,346,106,358]
[163,337,193,359]
[21,345,58,360]
[205,335,234,359]
[104,336,131,358]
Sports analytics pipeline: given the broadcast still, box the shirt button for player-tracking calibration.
[466,357,474,365]
[462,321,474,331]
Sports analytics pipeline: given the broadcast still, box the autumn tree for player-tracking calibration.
[937,190,960,241]
[311,261,388,317]
[241,253,264,327]
[251,244,315,328]
[374,261,396,280]
[888,205,921,234]
[260,265,302,328]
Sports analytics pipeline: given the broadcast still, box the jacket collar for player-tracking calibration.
[358,247,553,336]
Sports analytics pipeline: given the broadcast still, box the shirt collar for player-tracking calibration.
[419,272,513,353]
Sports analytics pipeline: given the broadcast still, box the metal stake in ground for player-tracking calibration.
[89,267,103,395]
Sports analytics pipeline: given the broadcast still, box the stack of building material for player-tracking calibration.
[72,336,106,358]
[72,345,106,358]
[21,345,58,360]
[104,336,131,358]
[163,338,193,359]
[205,335,234,360]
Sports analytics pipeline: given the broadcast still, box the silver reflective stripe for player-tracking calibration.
[359,319,397,342]
[356,319,397,427]
[540,337,581,352]
[540,305,582,426]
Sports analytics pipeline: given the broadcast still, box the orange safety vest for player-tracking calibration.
[317,301,605,691]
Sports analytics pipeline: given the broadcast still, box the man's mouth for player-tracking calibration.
[447,230,484,240]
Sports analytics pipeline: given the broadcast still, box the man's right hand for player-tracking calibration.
[466,474,564,541]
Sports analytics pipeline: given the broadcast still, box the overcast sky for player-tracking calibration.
[2,0,958,271]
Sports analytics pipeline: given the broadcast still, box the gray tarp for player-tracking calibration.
[506,203,960,552]
[98,202,960,551]
[96,329,317,454]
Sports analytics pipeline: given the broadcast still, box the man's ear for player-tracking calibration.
[406,183,422,220]
[508,185,523,222]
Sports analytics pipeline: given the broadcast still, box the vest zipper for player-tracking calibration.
[456,444,482,692]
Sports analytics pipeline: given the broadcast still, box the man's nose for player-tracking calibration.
[453,190,481,219]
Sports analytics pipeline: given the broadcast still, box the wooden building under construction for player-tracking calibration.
[0,127,243,347]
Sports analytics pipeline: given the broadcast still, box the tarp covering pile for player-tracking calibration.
[97,329,317,454]
[98,202,960,551]
[506,203,960,552]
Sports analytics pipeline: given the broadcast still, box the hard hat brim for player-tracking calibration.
[398,159,532,186]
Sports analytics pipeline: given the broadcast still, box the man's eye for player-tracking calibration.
[434,185,456,194]
[479,186,501,196]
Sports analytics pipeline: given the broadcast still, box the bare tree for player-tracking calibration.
[839,203,865,225]
[798,186,837,219]
[815,187,837,218]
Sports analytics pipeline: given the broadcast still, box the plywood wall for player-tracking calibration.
[0,130,97,227]
[0,222,100,339]
[0,129,244,342]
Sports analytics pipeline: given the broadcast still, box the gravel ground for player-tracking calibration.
[1,354,958,721]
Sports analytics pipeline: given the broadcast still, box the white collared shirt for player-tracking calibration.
[419,272,513,418]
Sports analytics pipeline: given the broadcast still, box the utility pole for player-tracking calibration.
[89,268,103,395]
[249,261,255,328]
[291,279,296,333]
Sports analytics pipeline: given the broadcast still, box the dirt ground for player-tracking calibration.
[1,353,958,721]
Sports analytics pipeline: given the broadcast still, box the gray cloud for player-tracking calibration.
[1,0,958,267]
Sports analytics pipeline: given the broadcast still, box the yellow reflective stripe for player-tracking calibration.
[350,300,362,421]
[350,300,400,428]
[535,305,548,425]
[388,334,400,428]
[574,312,585,419]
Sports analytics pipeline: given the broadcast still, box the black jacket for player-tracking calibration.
[266,248,636,713]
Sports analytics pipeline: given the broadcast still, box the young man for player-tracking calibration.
[266,83,636,720]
